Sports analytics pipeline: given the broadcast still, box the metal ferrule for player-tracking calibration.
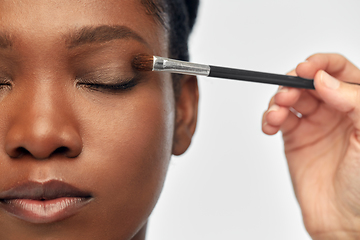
[153,56,210,76]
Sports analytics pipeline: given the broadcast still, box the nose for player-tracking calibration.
[5,82,83,160]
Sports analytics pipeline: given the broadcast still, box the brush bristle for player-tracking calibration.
[132,54,154,72]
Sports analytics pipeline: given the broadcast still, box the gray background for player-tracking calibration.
[148,0,360,239]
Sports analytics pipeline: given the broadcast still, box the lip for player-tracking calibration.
[0,180,93,224]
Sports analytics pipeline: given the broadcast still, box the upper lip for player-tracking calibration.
[0,180,92,201]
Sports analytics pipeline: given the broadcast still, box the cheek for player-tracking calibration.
[73,78,175,236]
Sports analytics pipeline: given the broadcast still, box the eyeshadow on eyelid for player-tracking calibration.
[78,63,133,75]
[76,67,141,84]
[78,74,131,84]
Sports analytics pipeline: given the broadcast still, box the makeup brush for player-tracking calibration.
[132,54,315,89]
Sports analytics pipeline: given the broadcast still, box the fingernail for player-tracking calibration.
[277,86,289,93]
[267,104,280,113]
[321,71,340,89]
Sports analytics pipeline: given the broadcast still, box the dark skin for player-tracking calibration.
[4,1,360,239]
[0,0,198,239]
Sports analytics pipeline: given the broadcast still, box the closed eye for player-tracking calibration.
[76,77,139,93]
[0,76,12,90]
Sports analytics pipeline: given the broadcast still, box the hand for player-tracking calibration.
[262,53,360,239]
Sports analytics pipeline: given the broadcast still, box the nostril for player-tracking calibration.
[9,146,77,159]
[5,121,83,159]
[10,147,30,158]
[53,146,69,155]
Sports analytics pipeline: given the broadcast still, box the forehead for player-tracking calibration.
[0,0,168,56]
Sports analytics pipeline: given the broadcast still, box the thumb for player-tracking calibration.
[315,70,360,129]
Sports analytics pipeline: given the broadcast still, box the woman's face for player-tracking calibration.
[0,0,198,239]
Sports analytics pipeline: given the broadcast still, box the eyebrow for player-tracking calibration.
[65,25,148,48]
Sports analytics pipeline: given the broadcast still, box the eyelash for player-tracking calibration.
[76,77,139,93]
[0,77,12,90]
[0,74,140,93]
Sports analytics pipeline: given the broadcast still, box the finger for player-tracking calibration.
[274,86,321,117]
[273,88,316,133]
[262,111,280,135]
[280,111,301,134]
[315,70,360,131]
[262,103,302,135]
[287,91,321,117]
[264,78,302,135]
[297,53,360,83]
[286,69,297,76]
[266,104,290,126]
[274,69,314,111]
[274,86,302,108]
[262,103,291,135]
[264,83,302,135]
[263,95,278,135]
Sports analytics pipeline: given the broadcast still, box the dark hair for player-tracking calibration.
[165,0,199,98]
[141,0,199,60]
[140,0,199,97]
[165,0,199,61]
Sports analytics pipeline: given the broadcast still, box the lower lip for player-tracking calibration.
[0,197,92,224]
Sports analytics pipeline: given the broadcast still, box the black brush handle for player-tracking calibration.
[209,65,315,89]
